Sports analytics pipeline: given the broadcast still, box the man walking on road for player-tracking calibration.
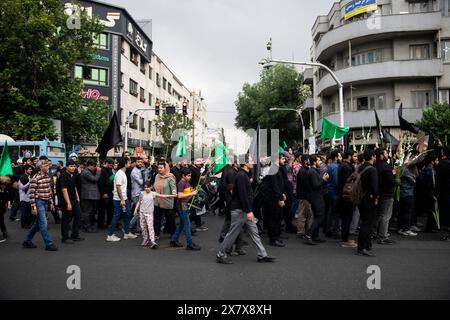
[23,159,58,251]
[216,156,275,264]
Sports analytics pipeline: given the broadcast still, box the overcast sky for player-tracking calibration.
[105,0,336,129]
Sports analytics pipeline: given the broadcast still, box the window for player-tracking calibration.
[168,82,172,94]
[129,112,138,129]
[163,78,167,90]
[356,94,385,110]
[140,87,145,102]
[129,79,138,96]
[148,93,153,106]
[331,102,336,113]
[140,61,146,74]
[442,41,450,62]
[351,49,384,66]
[140,117,145,132]
[412,91,433,108]
[149,66,153,79]
[148,120,152,134]
[410,44,430,60]
[130,49,139,65]
[92,33,109,50]
[156,73,161,87]
[74,65,108,86]
[409,1,435,13]
[439,89,449,103]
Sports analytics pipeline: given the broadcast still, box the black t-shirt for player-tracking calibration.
[57,171,77,207]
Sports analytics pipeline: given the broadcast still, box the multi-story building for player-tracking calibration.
[311,0,447,146]
[65,0,207,156]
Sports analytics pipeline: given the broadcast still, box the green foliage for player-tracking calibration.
[416,102,450,144]
[235,64,309,145]
[0,0,104,143]
[154,113,194,155]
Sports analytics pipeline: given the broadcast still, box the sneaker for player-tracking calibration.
[304,235,317,246]
[186,243,201,251]
[234,248,246,255]
[405,230,418,236]
[441,235,450,241]
[357,249,376,257]
[170,240,183,248]
[269,240,285,247]
[216,255,233,264]
[124,233,137,240]
[195,226,208,232]
[410,225,421,233]
[22,240,37,248]
[257,256,276,263]
[155,235,160,240]
[151,243,158,249]
[106,234,121,242]
[62,239,74,244]
[378,238,396,245]
[70,237,85,241]
[340,241,357,248]
[397,229,409,236]
[0,236,6,243]
[45,244,58,251]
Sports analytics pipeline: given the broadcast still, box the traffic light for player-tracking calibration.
[182,101,188,116]
[155,100,160,116]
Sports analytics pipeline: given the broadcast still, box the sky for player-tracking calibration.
[105,0,336,131]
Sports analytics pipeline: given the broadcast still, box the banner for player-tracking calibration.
[345,0,377,20]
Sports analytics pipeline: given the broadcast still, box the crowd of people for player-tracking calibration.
[0,144,449,263]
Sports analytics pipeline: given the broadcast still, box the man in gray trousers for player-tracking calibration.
[216,156,275,264]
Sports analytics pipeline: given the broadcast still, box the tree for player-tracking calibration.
[0,0,105,143]
[154,113,194,157]
[235,64,310,146]
[417,102,450,145]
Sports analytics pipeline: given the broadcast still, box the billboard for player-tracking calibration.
[345,0,377,20]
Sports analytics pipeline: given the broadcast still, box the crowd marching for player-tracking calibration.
[0,144,449,264]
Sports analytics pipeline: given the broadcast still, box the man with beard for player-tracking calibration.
[339,149,358,247]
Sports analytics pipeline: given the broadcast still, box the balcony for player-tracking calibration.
[316,59,443,96]
[318,107,424,130]
[315,12,441,61]
[303,97,314,110]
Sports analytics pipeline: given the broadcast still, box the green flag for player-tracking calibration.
[278,146,284,154]
[213,142,228,175]
[283,141,288,149]
[0,141,13,176]
[176,130,187,157]
[321,118,349,139]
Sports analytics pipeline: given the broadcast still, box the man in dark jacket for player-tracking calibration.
[422,154,439,233]
[80,159,101,232]
[437,146,450,241]
[305,155,329,245]
[373,148,396,244]
[296,155,312,237]
[98,159,114,228]
[216,156,275,264]
[339,149,357,247]
[357,149,378,257]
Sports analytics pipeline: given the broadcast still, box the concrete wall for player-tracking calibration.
[393,36,436,60]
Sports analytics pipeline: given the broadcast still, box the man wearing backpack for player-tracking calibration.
[357,149,378,257]
[339,149,357,248]
[304,155,329,245]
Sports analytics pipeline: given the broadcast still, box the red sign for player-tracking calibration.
[80,89,109,101]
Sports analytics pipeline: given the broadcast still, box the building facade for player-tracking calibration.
[65,0,207,156]
[311,0,448,146]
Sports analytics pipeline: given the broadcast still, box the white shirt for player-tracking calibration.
[113,169,128,201]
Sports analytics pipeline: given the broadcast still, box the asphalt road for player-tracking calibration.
[1,212,449,300]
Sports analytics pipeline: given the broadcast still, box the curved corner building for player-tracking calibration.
[311,0,448,147]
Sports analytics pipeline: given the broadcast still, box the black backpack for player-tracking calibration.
[342,166,372,206]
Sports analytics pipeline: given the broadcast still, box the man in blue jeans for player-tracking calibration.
[23,160,58,251]
[170,167,201,250]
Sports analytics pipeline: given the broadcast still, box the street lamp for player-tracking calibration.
[260,54,345,139]
[270,107,306,153]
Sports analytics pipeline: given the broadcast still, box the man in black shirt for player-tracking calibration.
[357,149,378,257]
[98,159,114,228]
[296,155,312,237]
[437,146,450,241]
[339,149,357,247]
[58,160,84,244]
[373,148,396,244]
[216,156,275,264]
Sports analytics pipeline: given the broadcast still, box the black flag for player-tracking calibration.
[374,110,385,147]
[382,129,400,149]
[96,111,122,159]
[398,104,420,134]
[427,131,436,153]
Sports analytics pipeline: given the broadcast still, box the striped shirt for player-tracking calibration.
[29,172,53,206]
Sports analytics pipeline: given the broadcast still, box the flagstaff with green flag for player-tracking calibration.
[0,141,13,176]
[213,142,228,175]
[321,117,350,139]
[176,130,187,157]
